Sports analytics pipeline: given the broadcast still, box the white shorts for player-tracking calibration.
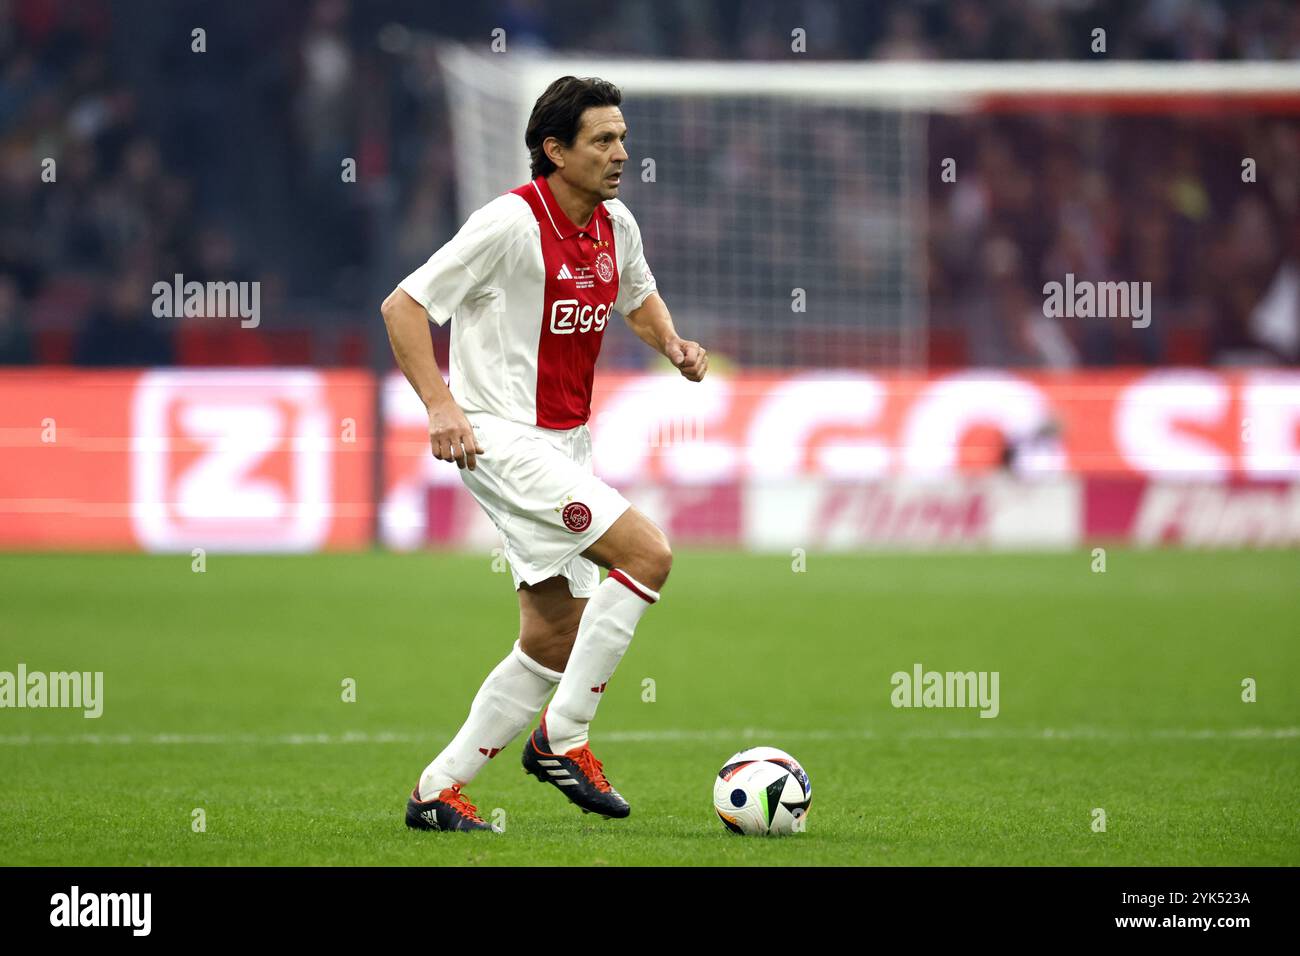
[458,410,631,598]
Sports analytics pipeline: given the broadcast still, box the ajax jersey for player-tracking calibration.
[399,175,657,429]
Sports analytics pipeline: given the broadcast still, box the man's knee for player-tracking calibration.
[628,529,672,592]
[651,535,673,583]
[519,622,578,673]
[517,578,584,671]
[584,509,673,591]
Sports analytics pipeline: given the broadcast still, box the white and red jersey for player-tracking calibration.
[399,175,657,430]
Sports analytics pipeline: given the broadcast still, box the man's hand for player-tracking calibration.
[665,338,708,382]
[427,399,484,470]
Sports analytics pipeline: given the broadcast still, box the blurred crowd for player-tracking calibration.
[0,0,1298,369]
[0,0,377,366]
[495,0,1300,61]
[929,113,1300,366]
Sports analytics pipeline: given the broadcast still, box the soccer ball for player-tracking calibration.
[713,746,812,836]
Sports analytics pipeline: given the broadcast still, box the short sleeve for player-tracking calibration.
[398,195,525,326]
[610,202,657,316]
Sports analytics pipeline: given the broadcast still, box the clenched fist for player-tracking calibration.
[665,338,708,382]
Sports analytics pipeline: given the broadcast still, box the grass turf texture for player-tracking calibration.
[0,549,1296,866]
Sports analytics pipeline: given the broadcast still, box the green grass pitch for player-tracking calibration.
[1,549,1297,866]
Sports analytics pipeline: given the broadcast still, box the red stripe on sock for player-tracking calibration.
[609,568,657,603]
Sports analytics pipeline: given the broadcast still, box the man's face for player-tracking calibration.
[551,105,628,201]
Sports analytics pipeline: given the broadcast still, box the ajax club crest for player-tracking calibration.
[595,251,615,284]
[556,494,593,533]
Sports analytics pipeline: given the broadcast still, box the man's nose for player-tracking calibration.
[612,141,628,162]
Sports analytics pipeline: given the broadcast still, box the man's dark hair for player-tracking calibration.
[525,76,623,179]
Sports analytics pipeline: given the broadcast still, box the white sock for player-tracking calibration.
[544,569,659,754]
[418,640,562,797]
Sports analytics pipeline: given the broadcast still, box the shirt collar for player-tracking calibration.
[531,175,605,241]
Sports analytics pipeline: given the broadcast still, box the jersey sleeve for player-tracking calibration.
[612,204,658,316]
[398,195,523,326]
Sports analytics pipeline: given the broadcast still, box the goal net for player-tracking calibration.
[435,49,1300,371]
[437,46,928,370]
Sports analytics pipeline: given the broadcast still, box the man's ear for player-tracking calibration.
[543,136,566,170]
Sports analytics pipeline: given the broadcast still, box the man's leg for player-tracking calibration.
[540,508,672,753]
[517,576,587,673]
[417,578,580,798]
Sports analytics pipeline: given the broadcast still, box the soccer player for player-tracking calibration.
[382,76,708,831]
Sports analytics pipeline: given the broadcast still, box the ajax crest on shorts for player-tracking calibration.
[556,494,593,533]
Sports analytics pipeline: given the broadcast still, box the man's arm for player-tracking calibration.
[624,292,708,382]
[381,287,483,470]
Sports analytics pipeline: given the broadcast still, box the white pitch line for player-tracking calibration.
[0,727,1296,747]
